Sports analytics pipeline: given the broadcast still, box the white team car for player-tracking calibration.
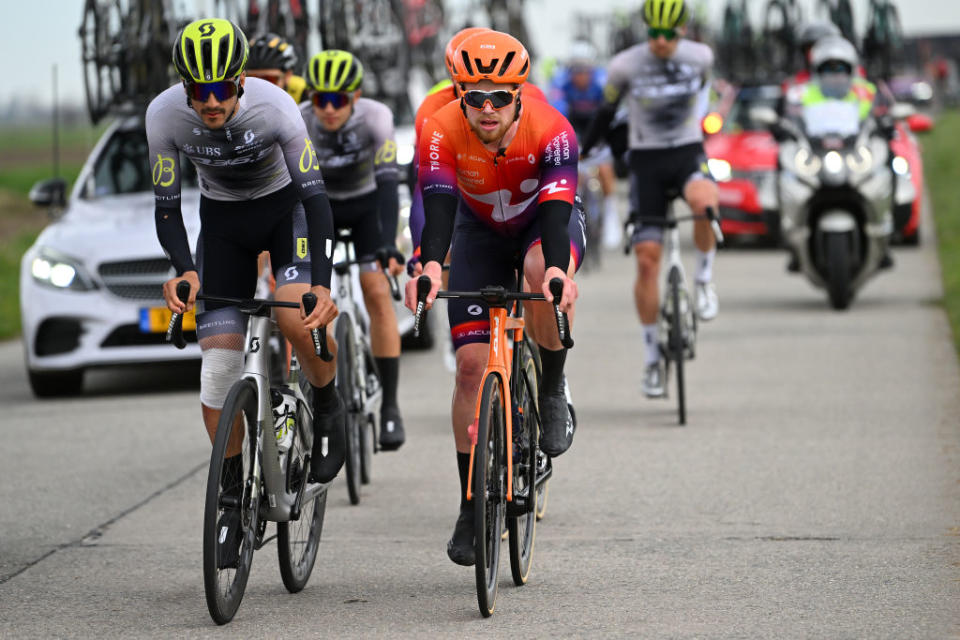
[21,116,418,398]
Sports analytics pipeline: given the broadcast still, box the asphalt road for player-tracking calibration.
[1,219,958,637]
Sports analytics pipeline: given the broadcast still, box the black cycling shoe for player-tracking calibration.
[446,507,475,566]
[539,391,575,457]
[379,405,405,451]
[309,394,346,484]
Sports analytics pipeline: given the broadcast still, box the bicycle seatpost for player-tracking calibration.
[165,280,191,350]
[548,278,575,350]
[413,274,432,338]
[301,293,333,361]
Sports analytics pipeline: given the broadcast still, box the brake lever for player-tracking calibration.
[413,275,432,338]
[548,277,574,349]
[301,292,333,362]
[165,280,191,350]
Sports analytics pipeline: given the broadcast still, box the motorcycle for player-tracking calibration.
[750,102,913,310]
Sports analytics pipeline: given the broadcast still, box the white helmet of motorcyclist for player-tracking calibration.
[811,36,858,99]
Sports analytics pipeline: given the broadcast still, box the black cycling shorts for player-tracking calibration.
[447,198,586,351]
[627,143,713,245]
[195,183,310,310]
[330,190,382,264]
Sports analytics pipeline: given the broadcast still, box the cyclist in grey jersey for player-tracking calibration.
[582,0,720,399]
[300,49,407,450]
[149,19,346,486]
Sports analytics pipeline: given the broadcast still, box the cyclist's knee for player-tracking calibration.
[454,346,486,391]
[522,245,546,286]
[199,344,244,409]
[634,243,660,276]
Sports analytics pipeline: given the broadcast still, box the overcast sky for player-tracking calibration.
[5,0,960,109]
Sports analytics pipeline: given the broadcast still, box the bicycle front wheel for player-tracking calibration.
[203,378,259,625]
[668,267,686,425]
[474,373,507,617]
[278,395,327,593]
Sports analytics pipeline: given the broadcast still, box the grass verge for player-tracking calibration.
[920,108,960,357]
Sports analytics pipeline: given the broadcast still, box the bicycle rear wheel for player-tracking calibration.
[508,359,538,586]
[278,395,327,593]
[474,373,507,617]
[336,316,363,505]
[203,379,260,624]
[668,267,686,425]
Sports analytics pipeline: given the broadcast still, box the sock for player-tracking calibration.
[375,356,399,410]
[311,379,339,417]
[695,248,716,284]
[643,323,660,366]
[456,452,471,511]
[604,194,619,219]
[538,345,567,396]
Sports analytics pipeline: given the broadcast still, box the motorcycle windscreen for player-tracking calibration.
[802,101,860,138]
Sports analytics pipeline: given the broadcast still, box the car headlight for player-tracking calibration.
[30,248,96,291]
[793,147,822,178]
[707,158,732,182]
[397,143,415,166]
[846,145,873,175]
[892,155,910,176]
[823,150,844,175]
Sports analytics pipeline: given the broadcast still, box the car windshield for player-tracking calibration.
[725,86,781,132]
[85,128,197,198]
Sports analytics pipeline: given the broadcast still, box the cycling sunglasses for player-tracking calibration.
[184,79,240,102]
[311,91,352,109]
[461,89,519,111]
[647,27,678,41]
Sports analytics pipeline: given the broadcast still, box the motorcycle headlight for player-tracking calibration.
[846,145,873,175]
[823,150,845,175]
[30,248,96,292]
[707,158,732,182]
[793,148,822,178]
[892,155,910,176]
[397,143,415,166]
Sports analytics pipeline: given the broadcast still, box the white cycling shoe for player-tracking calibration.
[695,281,719,322]
[642,361,666,398]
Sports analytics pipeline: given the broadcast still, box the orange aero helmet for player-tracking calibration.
[444,27,490,79]
[452,30,530,86]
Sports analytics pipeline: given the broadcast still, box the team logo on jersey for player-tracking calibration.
[467,304,483,316]
[528,153,536,164]
[244,130,255,144]
[192,127,203,136]
[375,139,397,165]
[297,237,309,259]
[151,154,176,187]
[299,138,320,173]
[603,84,620,104]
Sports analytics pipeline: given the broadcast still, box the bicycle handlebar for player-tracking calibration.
[623,207,724,254]
[164,280,333,361]
[413,275,574,349]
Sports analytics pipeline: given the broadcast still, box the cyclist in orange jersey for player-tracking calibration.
[404,31,584,566]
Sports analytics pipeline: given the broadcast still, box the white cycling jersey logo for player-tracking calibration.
[462,179,571,223]
[284,266,299,281]
[467,304,483,316]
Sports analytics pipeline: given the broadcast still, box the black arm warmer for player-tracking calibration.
[302,192,335,288]
[375,176,400,248]
[155,205,195,275]
[580,102,619,157]
[420,192,459,265]
[537,199,572,272]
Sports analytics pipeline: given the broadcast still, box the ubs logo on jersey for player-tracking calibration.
[182,143,221,157]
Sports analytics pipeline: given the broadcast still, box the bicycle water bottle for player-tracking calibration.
[270,388,297,453]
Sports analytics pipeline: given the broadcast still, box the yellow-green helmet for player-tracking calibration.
[173,19,248,82]
[307,50,364,92]
[643,0,688,29]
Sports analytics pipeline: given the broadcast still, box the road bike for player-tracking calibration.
[412,274,572,617]
[762,0,803,78]
[167,282,332,624]
[863,0,903,80]
[328,231,403,505]
[625,207,723,425]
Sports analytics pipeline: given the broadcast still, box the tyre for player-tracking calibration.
[825,232,852,310]
[336,316,363,505]
[523,337,549,522]
[668,268,686,425]
[474,374,506,618]
[360,345,378,485]
[508,352,537,586]
[277,392,327,593]
[28,368,84,398]
[203,379,259,625]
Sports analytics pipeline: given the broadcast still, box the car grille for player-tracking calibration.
[98,258,172,301]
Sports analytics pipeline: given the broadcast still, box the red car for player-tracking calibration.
[704,84,783,244]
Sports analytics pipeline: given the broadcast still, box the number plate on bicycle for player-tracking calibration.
[139,307,196,333]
